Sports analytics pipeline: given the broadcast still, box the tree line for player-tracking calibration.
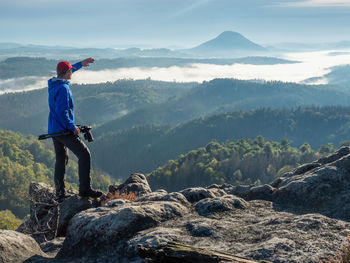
[147,136,338,192]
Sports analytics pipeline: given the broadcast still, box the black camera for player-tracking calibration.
[78,125,94,142]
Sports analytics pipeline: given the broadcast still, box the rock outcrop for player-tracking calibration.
[226,146,350,220]
[17,182,101,243]
[0,230,46,263]
[108,173,152,197]
[13,147,350,262]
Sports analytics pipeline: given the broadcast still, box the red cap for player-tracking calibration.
[57,61,76,73]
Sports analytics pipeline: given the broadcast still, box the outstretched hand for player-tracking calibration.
[82,58,95,67]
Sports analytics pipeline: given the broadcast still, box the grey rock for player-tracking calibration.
[185,222,214,237]
[180,187,225,203]
[108,173,152,198]
[226,184,253,198]
[195,194,248,216]
[18,182,101,244]
[104,198,130,207]
[249,184,275,200]
[127,227,183,256]
[134,189,168,202]
[136,190,190,207]
[22,199,350,263]
[0,230,47,263]
[39,237,65,258]
[226,147,350,220]
[20,147,350,263]
[57,201,189,259]
[57,195,101,237]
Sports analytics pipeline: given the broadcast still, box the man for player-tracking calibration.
[48,58,102,202]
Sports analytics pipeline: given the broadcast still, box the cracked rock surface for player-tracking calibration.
[14,147,350,262]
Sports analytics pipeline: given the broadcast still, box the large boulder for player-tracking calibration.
[18,182,101,243]
[108,173,152,198]
[135,189,191,207]
[195,194,248,216]
[271,147,350,209]
[18,148,350,262]
[180,187,226,203]
[227,146,350,220]
[39,237,65,258]
[57,195,101,237]
[57,201,189,259]
[0,230,47,263]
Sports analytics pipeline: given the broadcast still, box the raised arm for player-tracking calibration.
[72,58,95,73]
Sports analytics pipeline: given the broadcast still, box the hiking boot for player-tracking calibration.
[55,193,72,203]
[79,189,103,198]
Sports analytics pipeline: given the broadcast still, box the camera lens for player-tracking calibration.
[84,131,94,142]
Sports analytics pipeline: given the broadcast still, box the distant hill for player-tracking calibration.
[94,78,350,136]
[188,31,267,56]
[0,32,268,60]
[91,106,350,179]
[303,64,350,89]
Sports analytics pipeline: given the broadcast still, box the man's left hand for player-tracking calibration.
[82,58,95,67]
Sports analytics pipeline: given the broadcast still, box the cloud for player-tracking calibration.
[67,50,350,84]
[274,0,350,7]
[2,49,350,94]
[0,76,47,95]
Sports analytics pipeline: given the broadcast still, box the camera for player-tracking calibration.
[78,125,94,142]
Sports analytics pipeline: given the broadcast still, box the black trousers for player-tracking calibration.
[52,134,92,196]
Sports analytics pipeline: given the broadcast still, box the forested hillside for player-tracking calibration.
[91,107,350,179]
[1,78,349,137]
[147,137,334,192]
[0,130,113,219]
[94,78,350,135]
[0,79,194,135]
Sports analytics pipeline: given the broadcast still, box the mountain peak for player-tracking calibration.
[217,31,246,38]
[191,31,266,55]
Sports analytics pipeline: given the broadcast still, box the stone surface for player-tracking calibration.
[195,194,248,216]
[108,173,152,198]
[0,230,47,263]
[136,190,191,207]
[39,237,65,258]
[180,187,226,203]
[226,146,350,221]
[56,201,189,259]
[17,182,101,243]
[185,222,214,237]
[57,195,101,237]
[138,241,264,263]
[21,147,350,262]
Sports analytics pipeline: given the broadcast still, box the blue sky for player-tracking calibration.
[1,0,350,48]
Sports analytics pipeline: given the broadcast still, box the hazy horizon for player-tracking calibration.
[1,49,349,94]
[1,0,350,49]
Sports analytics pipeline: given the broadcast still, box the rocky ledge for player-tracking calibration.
[2,148,350,262]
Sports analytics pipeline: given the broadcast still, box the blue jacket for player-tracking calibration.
[48,62,82,133]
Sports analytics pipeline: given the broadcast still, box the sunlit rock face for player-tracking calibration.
[21,149,350,262]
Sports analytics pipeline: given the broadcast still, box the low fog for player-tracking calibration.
[1,50,350,94]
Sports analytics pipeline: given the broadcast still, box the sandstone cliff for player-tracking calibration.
[2,147,350,262]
